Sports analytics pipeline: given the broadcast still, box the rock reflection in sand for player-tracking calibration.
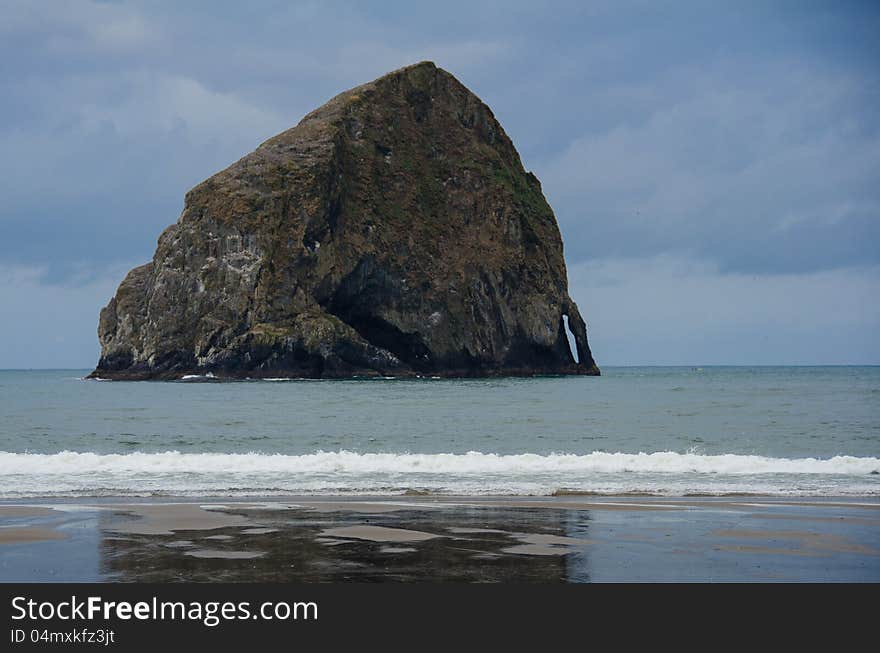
[95,502,574,582]
[3,497,879,582]
[185,549,265,559]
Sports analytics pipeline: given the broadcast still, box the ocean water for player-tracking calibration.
[0,367,877,498]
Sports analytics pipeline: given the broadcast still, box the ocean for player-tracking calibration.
[0,366,877,498]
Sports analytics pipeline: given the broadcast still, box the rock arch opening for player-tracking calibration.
[562,313,579,364]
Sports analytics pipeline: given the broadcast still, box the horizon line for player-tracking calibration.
[2,364,878,372]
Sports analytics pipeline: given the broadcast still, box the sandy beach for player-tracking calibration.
[1,496,878,582]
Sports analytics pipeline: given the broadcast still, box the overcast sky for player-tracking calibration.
[1,0,877,367]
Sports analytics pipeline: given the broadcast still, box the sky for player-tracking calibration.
[0,0,878,367]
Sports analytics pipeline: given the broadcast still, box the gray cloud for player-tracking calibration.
[0,263,126,368]
[569,257,880,365]
[0,0,877,365]
[538,60,880,273]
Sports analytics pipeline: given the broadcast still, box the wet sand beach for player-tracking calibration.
[1,496,878,582]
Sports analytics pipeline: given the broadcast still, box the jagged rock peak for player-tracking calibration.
[91,61,599,379]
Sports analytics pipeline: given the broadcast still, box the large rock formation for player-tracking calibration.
[90,62,599,380]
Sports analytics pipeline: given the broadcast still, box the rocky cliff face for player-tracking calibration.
[91,62,599,379]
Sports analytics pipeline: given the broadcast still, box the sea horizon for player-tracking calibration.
[4,363,880,369]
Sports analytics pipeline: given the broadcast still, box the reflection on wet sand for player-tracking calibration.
[2,497,879,582]
[98,504,575,582]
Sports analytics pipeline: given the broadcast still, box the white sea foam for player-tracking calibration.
[0,450,877,498]
[180,372,216,380]
[2,449,877,475]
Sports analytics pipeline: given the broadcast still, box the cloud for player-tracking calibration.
[539,61,880,273]
[0,1,877,365]
[0,0,157,54]
[74,72,287,145]
[0,68,289,276]
[569,256,880,365]
[0,263,126,369]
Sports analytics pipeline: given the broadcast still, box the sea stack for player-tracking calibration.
[90,62,599,379]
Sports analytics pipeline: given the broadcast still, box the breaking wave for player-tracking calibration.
[1,450,877,497]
